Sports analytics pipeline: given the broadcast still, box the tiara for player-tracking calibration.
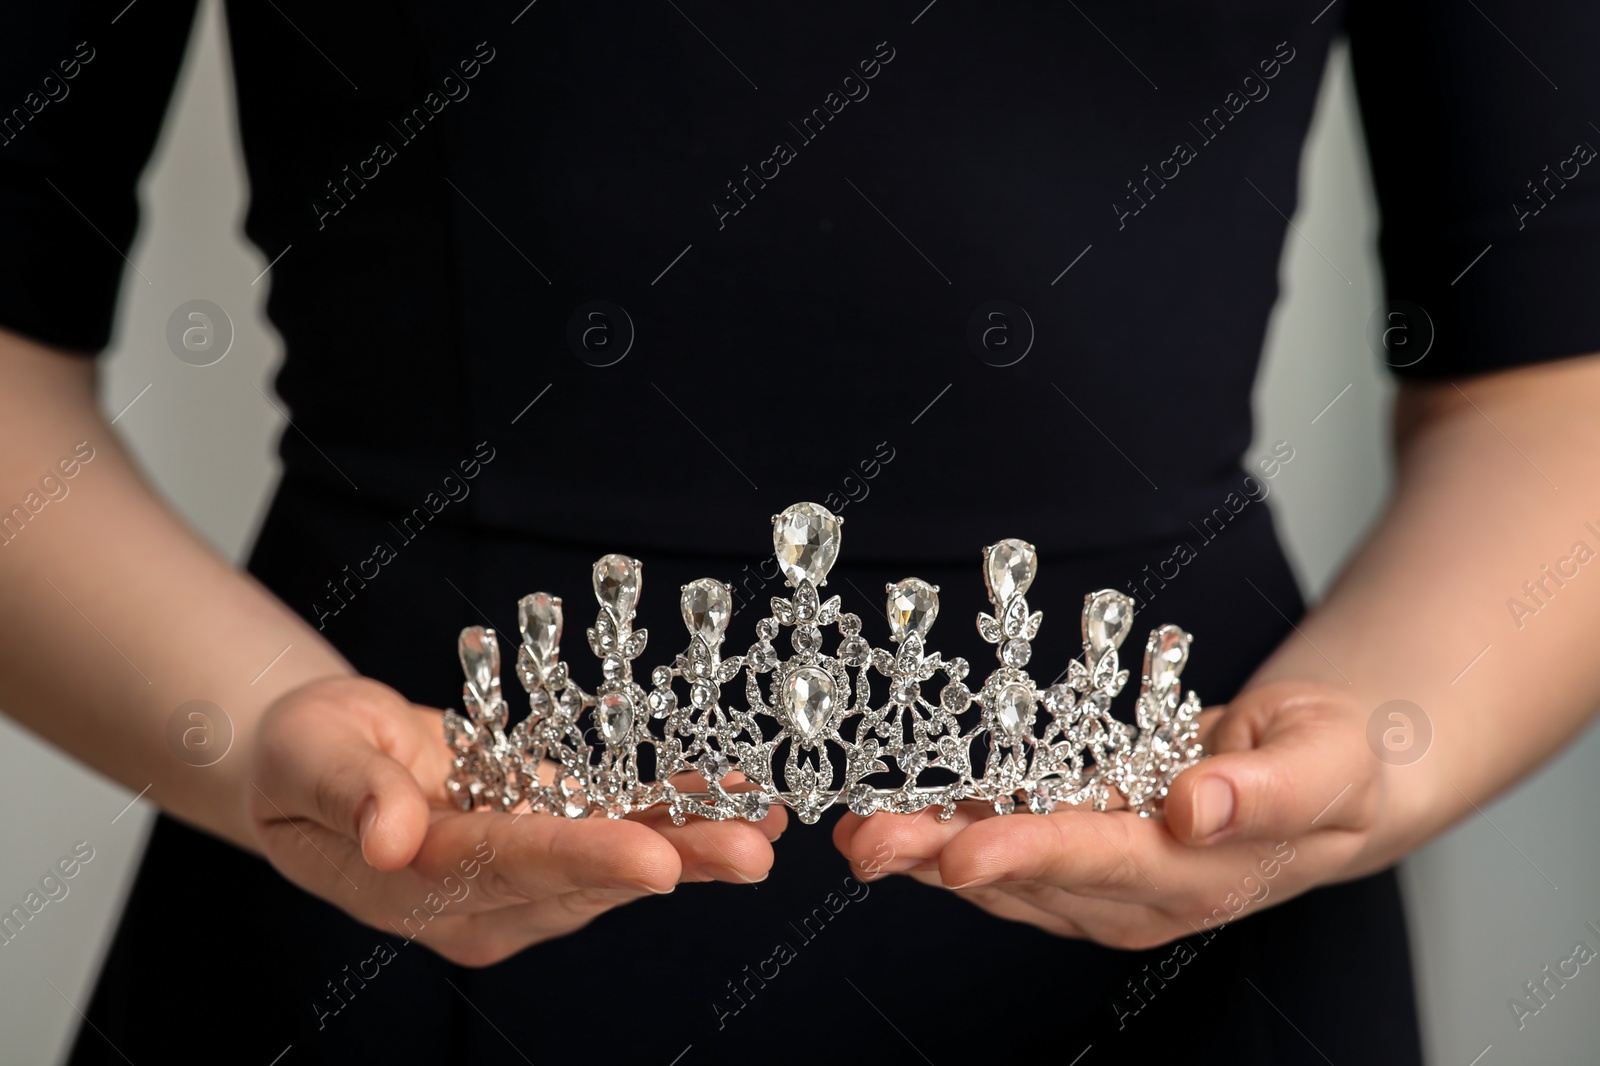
[442,503,1205,825]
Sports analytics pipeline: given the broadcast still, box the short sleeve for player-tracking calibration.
[0,4,198,354]
[1348,0,1600,378]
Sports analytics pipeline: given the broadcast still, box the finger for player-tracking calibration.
[935,808,1168,900]
[632,812,781,884]
[419,809,683,906]
[830,807,868,856]
[422,886,657,968]
[666,821,775,884]
[978,884,1183,950]
[953,880,1189,948]
[751,805,790,844]
[351,855,667,968]
[252,678,432,871]
[1192,705,1227,750]
[252,805,377,903]
[950,883,1087,939]
[909,867,1187,948]
[836,803,991,880]
[1165,685,1377,845]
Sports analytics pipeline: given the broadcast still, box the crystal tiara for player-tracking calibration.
[443,502,1205,824]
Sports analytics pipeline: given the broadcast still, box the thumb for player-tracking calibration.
[1164,683,1375,845]
[253,678,432,872]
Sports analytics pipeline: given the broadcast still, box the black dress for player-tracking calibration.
[5,2,1599,1063]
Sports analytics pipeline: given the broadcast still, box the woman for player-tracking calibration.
[3,2,1598,1063]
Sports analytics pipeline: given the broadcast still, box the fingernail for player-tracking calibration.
[592,886,652,902]
[702,864,767,885]
[944,875,995,890]
[1191,777,1235,840]
[857,856,922,880]
[357,796,378,845]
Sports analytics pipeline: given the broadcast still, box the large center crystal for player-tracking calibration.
[985,538,1037,604]
[680,577,732,645]
[1147,624,1189,690]
[773,502,842,587]
[593,554,641,619]
[1085,590,1133,654]
[518,592,563,664]
[458,626,499,694]
[596,692,635,746]
[782,667,835,741]
[994,681,1034,736]
[886,577,939,642]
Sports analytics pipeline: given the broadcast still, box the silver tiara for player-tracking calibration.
[443,502,1204,824]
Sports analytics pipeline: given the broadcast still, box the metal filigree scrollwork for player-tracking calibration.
[445,502,1207,822]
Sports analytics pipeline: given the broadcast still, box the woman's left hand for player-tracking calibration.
[832,678,1390,949]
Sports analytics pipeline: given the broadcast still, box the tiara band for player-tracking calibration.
[443,502,1205,824]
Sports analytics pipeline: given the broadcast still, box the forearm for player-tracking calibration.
[1248,354,1600,863]
[0,329,354,851]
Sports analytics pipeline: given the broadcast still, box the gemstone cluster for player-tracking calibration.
[444,502,1205,824]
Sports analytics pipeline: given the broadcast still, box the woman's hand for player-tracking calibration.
[832,679,1386,949]
[251,676,786,967]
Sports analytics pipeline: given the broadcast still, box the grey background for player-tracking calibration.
[2,4,1596,1062]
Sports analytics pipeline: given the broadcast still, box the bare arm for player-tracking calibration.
[0,326,783,964]
[1249,351,1600,866]
[836,353,1600,946]
[0,326,352,851]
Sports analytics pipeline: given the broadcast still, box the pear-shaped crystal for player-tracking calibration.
[886,578,939,642]
[1084,589,1134,655]
[593,554,641,619]
[1145,624,1190,690]
[993,681,1034,736]
[782,666,835,741]
[458,626,499,693]
[984,538,1037,604]
[518,592,563,664]
[596,692,635,746]
[680,578,732,644]
[773,503,842,587]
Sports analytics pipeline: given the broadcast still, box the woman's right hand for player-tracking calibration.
[250,676,785,967]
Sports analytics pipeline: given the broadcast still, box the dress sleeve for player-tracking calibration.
[1347,0,1600,378]
[0,3,198,354]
